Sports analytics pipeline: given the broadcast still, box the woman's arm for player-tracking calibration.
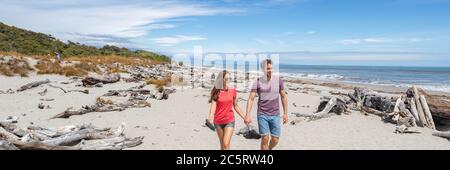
[209,101,216,124]
[233,94,246,120]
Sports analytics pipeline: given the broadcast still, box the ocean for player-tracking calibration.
[187,58,450,93]
[278,65,450,93]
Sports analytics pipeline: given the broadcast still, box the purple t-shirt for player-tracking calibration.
[251,75,285,115]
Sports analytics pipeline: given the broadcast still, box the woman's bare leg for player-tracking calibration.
[216,127,224,150]
[221,127,234,150]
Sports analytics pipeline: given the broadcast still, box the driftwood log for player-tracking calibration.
[48,84,89,94]
[0,122,143,150]
[420,95,436,129]
[104,89,152,96]
[77,136,144,150]
[432,131,450,140]
[407,88,450,120]
[17,79,50,92]
[398,99,417,127]
[395,125,422,134]
[104,87,175,100]
[412,86,427,127]
[292,97,347,121]
[407,98,420,125]
[82,74,121,86]
[51,97,151,119]
[0,140,19,150]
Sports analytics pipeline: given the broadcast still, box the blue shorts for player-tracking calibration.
[257,113,281,138]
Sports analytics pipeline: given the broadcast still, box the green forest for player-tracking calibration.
[0,22,171,62]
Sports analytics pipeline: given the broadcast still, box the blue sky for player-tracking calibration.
[1,0,450,66]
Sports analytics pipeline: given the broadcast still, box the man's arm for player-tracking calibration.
[280,90,288,124]
[245,92,257,124]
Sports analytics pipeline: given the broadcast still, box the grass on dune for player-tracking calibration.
[0,55,34,77]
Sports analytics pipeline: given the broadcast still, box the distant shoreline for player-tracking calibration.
[189,64,450,95]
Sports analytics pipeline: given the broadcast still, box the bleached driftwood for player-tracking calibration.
[17,79,50,92]
[292,112,336,121]
[420,95,436,129]
[78,136,144,150]
[52,97,150,119]
[412,86,427,127]
[432,131,450,140]
[48,84,89,94]
[0,140,19,150]
[82,74,121,86]
[104,89,152,96]
[0,126,20,142]
[408,87,450,120]
[0,122,27,137]
[395,125,421,134]
[51,105,124,119]
[0,122,142,150]
[318,97,337,114]
[291,97,344,121]
[398,101,417,127]
[408,98,420,125]
[12,141,79,150]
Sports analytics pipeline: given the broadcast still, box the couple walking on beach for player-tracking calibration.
[208,59,288,150]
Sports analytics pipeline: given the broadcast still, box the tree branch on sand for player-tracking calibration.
[51,97,151,119]
[16,79,50,92]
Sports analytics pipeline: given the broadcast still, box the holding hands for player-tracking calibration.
[244,113,252,125]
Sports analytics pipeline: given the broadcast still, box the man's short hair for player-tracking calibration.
[261,59,272,69]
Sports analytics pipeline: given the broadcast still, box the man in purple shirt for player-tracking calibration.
[245,59,288,150]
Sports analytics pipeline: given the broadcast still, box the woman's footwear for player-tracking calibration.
[205,119,215,131]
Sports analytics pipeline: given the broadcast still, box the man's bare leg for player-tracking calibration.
[261,135,270,150]
[269,136,279,150]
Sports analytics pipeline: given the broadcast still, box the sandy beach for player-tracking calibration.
[1,56,449,150]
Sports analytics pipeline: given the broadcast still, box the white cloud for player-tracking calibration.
[363,38,386,43]
[406,38,430,43]
[152,35,206,46]
[278,51,424,61]
[338,38,389,45]
[339,37,430,45]
[0,0,240,47]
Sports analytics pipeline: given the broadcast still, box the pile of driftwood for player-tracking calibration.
[0,121,143,150]
[292,86,450,140]
[117,64,173,83]
[52,84,175,119]
[104,83,176,101]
